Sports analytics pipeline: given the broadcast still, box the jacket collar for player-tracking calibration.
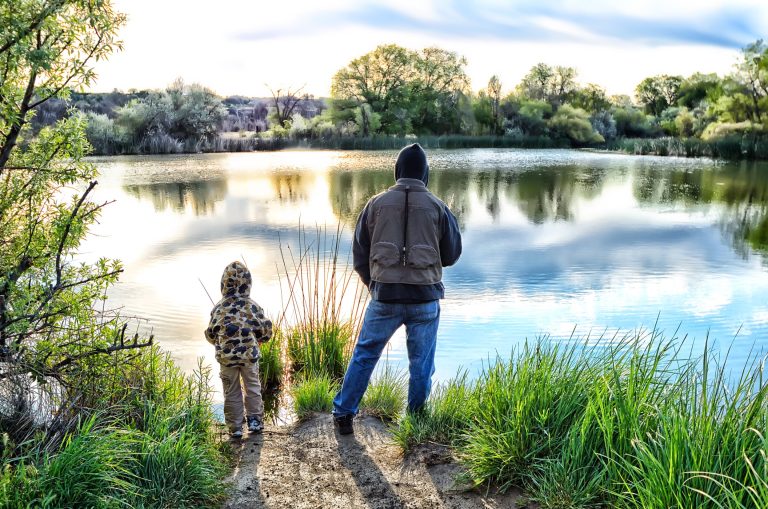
[391,178,428,191]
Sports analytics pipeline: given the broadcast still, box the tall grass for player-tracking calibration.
[291,374,338,420]
[259,331,285,391]
[0,347,228,508]
[604,135,768,160]
[360,365,407,421]
[277,223,367,381]
[395,330,768,508]
[392,371,476,449]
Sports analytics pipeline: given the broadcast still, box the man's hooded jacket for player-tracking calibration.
[353,144,462,302]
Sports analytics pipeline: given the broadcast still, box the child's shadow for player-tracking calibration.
[225,431,268,508]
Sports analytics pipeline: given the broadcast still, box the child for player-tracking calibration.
[205,261,272,438]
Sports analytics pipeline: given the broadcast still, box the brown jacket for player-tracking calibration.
[367,178,445,285]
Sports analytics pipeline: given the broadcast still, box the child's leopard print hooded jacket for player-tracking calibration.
[205,261,272,367]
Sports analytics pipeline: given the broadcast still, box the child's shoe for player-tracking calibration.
[247,416,263,433]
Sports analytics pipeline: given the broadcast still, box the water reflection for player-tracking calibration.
[82,150,768,401]
[124,179,228,215]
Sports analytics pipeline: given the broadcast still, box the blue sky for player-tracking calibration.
[93,0,768,97]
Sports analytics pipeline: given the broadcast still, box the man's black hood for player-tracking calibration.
[394,143,429,186]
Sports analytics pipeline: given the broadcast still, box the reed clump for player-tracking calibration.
[394,330,768,509]
[277,223,367,382]
[360,365,407,421]
[0,346,228,508]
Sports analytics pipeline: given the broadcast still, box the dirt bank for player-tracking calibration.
[223,414,526,509]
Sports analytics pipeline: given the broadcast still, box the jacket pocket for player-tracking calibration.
[371,242,401,268]
[407,244,439,269]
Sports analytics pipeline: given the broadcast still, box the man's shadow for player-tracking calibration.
[334,425,406,509]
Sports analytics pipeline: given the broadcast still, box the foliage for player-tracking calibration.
[635,74,683,116]
[259,330,284,391]
[106,79,227,154]
[395,333,768,509]
[291,374,337,420]
[360,365,406,421]
[330,44,469,135]
[19,37,768,159]
[0,348,228,508]
[0,3,226,507]
[0,0,152,393]
[548,104,604,144]
[517,63,578,107]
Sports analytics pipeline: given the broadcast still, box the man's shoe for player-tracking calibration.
[247,416,263,433]
[230,428,243,439]
[333,414,354,435]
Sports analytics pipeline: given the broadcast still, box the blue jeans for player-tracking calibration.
[333,299,441,417]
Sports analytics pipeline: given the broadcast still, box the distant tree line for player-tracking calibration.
[31,40,768,157]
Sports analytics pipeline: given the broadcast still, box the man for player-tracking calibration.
[332,143,462,435]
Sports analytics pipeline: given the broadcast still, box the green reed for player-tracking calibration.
[291,374,338,420]
[604,135,768,160]
[395,330,768,509]
[259,330,285,391]
[0,347,228,508]
[360,365,407,421]
[277,223,367,382]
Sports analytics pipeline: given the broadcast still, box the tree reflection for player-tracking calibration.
[632,161,768,257]
[271,173,310,204]
[124,179,228,215]
[327,165,606,227]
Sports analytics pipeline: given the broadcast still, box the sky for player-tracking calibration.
[90,0,768,99]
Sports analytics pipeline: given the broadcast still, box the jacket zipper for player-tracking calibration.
[402,185,410,266]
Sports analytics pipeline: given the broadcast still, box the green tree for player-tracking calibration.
[635,75,683,116]
[518,64,577,107]
[168,79,226,143]
[472,91,494,135]
[570,83,610,113]
[330,44,469,135]
[548,104,604,144]
[0,1,150,387]
[516,99,552,136]
[486,75,502,134]
[731,40,768,123]
[677,73,723,109]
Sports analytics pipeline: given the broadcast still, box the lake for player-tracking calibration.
[83,149,768,403]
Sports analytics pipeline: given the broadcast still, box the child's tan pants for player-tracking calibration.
[220,363,264,431]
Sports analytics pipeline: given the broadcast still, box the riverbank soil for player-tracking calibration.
[223,413,526,509]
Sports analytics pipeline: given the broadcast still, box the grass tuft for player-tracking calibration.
[291,374,338,420]
[394,331,768,508]
[360,365,407,421]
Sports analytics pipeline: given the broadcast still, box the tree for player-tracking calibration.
[548,104,604,144]
[677,73,723,109]
[487,75,502,134]
[518,63,577,107]
[0,1,151,392]
[732,40,768,123]
[570,83,610,113]
[168,79,227,142]
[268,85,309,129]
[635,75,683,116]
[330,44,469,135]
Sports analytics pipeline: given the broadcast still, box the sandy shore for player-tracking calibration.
[223,413,526,509]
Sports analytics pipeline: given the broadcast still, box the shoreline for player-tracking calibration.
[86,138,768,163]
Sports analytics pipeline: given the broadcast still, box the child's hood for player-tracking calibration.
[220,261,252,298]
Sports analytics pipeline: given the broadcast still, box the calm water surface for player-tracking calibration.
[84,149,768,402]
